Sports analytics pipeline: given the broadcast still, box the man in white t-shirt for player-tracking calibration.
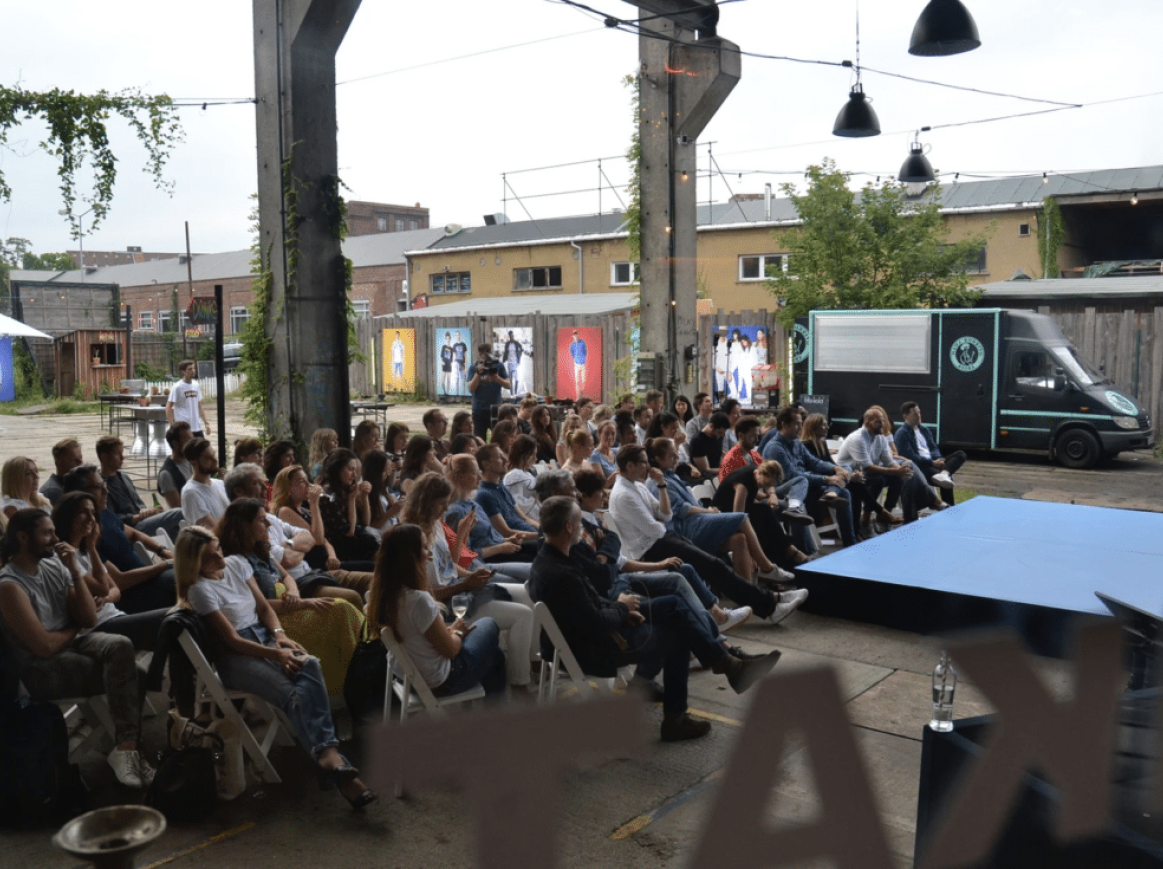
[180,439,228,529]
[166,360,210,438]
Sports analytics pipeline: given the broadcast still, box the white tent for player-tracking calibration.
[0,312,51,340]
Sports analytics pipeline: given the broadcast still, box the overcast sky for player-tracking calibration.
[2,0,1160,259]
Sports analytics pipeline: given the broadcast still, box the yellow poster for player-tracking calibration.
[382,328,416,393]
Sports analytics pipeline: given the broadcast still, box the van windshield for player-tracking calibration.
[1049,344,1108,386]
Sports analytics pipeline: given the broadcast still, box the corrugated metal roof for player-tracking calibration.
[379,291,638,319]
[933,166,1163,210]
[426,213,630,251]
[978,275,1163,299]
[341,227,446,267]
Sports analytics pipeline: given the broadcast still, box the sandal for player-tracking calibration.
[345,788,378,810]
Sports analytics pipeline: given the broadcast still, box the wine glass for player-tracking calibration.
[451,593,470,621]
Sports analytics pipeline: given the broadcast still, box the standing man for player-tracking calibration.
[469,343,511,441]
[503,330,526,396]
[391,331,405,384]
[166,360,209,439]
[895,401,965,506]
[440,332,454,396]
[569,330,588,399]
[452,332,469,395]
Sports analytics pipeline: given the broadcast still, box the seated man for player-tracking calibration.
[762,406,856,552]
[689,411,730,477]
[633,405,654,445]
[40,437,84,507]
[180,439,229,529]
[529,496,780,742]
[719,398,742,452]
[63,464,176,613]
[607,444,807,625]
[895,401,966,506]
[445,455,536,564]
[422,408,451,461]
[685,392,714,447]
[475,444,539,535]
[96,435,184,541]
[839,408,934,525]
[0,509,155,787]
[157,422,194,509]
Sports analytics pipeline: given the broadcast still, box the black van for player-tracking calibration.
[794,308,1154,468]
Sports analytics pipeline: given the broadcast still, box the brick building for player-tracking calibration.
[344,201,430,236]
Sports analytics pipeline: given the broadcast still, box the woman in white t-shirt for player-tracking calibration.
[367,523,506,699]
[174,525,376,809]
[1,455,51,530]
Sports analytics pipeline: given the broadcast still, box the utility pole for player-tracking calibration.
[253,0,361,445]
[631,1,739,398]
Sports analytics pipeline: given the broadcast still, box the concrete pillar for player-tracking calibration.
[253,0,361,445]
[638,14,739,397]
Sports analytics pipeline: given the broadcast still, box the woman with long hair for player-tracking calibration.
[560,428,597,477]
[174,525,375,808]
[263,440,298,491]
[351,421,381,462]
[589,420,618,478]
[0,456,51,529]
[398,435,442,495]
[444,455,533,564]
[503,435,541,523]
[529,406,558,465]
[362,449,403,533]
[308,428,338,482]
[554,413,584,466]
[384,422,410,459]
[672,395,694,426]
[366,524,506,699]
[317,449,378,564]
[402,473,536,691]
[489,419,518,458]
[216,498,365,694]
[646,411,697,474]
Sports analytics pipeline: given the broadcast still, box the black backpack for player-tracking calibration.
[344,639,388,728]
[146,730,222,824]
[0,697,86,826]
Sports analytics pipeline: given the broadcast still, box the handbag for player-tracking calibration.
[148,711,224,822]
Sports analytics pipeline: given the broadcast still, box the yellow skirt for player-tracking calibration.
[275,583,367,695]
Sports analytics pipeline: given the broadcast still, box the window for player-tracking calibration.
[376,217,388,231]
[739,254,789,281]
[395,219,405,231]
[514,266,563,291]
[230,306,250,334]
[138,311,154,330]
[431,272,471,294]
[351,300,371,318]
[179,312,190,333]
[611,262,640,286]
[158,310,173,333]
[1018,223,1031,237]
[962,246,988,275]
[409,220,418,230]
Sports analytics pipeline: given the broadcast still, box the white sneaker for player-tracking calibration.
[757,565,796,584]
[108,748,153,788]
[718,606,752,633]
[767,588,809,625]
[931,471,955,490]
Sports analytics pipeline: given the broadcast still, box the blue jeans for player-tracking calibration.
[215,625,338,760]
[435,617,507,698]
[476,560,533,584]
[612,568,719,637]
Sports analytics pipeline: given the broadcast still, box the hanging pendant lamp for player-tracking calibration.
[833,83,880,137]
[909,0,981,56]
[898,141,935,183]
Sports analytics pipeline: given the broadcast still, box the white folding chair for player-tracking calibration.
[177,630,293,784]
[689,481,717,504]
[133,528,172,566]
[534,602,627,704]
[378,628,485,723]
[809,506,841,551]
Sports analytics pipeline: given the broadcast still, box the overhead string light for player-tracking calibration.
[899,127,936,186]
[833,2,880,137]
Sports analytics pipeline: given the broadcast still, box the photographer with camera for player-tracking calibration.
[469,343,511,440]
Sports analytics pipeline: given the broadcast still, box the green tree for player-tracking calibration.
[22,251,75,271]
[770,159,991,328]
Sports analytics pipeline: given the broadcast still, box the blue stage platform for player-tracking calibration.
[794,496,1163,657]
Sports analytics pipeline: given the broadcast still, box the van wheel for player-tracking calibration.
[1055,429,1100,469]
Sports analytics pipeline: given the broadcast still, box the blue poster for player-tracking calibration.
[436,327,472,397]
[712,325,770,407]
[0,337,14,402]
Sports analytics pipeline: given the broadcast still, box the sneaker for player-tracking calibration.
[660,712,712,742]
[767,588,809,625]
[931,471,955,490]
[724,643,767,661]
[757,565,796,584]
[717,606,752,633]
[108,748,153,788]
[721,649,782,694]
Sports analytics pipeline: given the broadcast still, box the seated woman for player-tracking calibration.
[216,499,366,695]
[174,525,375,808]
[1,456,52,529]
[317,449,379,565]
[53,492,168,650]
[444,455,536,564]
[367,524,506,699]
[589,420,619,479]
[529,406,558,465]
[503,435,541,523]
[646,412,700,480]
[233,437,264,468]
[489,419,518,459]
[713,460,812,568]
[554,413,584,466]
[0,509,154,788]
[384,422,410,462]
[450,411,485,453]
[560,428,597,478]
[402,473,536,693]
[398,435,443,495]
[263,439,298,493]
[646,437,786,583]
[308,428,338,482]
[801,413,887,537]
[351,420,381,463]
[362,450,403,535]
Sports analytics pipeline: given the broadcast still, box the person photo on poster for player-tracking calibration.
[453,331,469,394]
[714,325,765,407]
[493,327,534,398]
[570,330,587,397]
[383,328,416,393]
[555,327,601,402]
[440,332,454,395]
[392,331,405,380]
[437,328,472,397]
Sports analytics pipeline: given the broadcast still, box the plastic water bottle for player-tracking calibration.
[929,651,957,732]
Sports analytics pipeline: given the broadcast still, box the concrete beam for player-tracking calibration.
[253,0,361,445]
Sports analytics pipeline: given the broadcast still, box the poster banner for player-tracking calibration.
[712,325,770,407]
[556,326,602,402]
[0,337,13,403]
[382,328,416,393]
[492,327,534,399]
[436,327,472,398]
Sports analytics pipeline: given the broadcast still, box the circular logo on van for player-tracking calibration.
[792,324,809,363]
[950,336,985,372]
[1105,390,1137,415]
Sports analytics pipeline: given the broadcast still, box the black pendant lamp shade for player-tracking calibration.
[833,84,880,138]
[899,143,935,183]
[909,0,981,56]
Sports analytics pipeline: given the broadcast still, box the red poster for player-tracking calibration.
[555,326,601,402]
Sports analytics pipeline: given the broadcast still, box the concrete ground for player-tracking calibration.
[0,400,1146,868]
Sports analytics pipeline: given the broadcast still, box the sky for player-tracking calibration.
[2,0,1161,259]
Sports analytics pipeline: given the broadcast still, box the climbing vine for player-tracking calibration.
[0,85,183,230]
[1036,196,1065,279]
[612,73,644,400]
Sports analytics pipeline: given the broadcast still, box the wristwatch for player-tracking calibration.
[453,629,465,638]
[273,628,285,635]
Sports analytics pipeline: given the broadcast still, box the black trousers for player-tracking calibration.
[642,532,775,619]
